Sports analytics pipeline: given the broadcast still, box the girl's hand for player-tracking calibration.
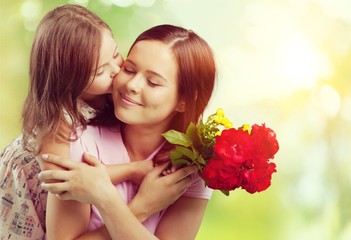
[129,163,197,222]
[39,152,116,206]
[130,159,154,184]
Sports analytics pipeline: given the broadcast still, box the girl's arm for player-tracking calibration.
[40,152,157,239]
[106,159,153,185]
[39,133,91,239]
[39,127,152,238]
[39,153,198,239]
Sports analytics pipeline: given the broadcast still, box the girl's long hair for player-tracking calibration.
[22,4,111,152]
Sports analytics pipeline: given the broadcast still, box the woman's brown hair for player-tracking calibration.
[22,4,111,152]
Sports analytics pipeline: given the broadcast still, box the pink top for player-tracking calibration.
[70,125,212,234]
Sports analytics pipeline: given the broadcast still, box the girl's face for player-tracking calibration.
[112,40,185,129]
[83,29,124,97]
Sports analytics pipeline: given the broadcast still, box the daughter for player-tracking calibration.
[0,4,123,238]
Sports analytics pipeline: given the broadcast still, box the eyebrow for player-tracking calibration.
[94,45,119,71]
[125,59,168,82]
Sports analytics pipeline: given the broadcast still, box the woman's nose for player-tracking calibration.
[126,74,143,94]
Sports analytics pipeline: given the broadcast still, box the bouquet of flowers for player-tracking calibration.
[162,108,279,196]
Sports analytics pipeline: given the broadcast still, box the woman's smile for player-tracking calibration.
[119,92,143,106]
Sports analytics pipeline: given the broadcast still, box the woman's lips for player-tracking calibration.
[119,93,143,106]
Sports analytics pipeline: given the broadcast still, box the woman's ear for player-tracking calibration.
[175,100,185,112]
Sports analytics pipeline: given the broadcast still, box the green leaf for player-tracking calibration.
[186,122,202,150]
[172,158,190,167]
[162,130,191,147]
[196,155,206,165]
[169,149,183,161]
[186,122,197,138]
[175,146,196,161]
[221,190,230,196]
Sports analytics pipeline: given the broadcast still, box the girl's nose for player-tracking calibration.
[110,62,121,78]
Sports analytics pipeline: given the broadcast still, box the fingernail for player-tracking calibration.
[41,154,48,159]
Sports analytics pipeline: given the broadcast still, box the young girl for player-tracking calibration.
[40,24,217,239]
[0,4,122,238]
[0,4,171,239]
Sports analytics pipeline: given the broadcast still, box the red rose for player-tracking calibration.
[214,128,253,164]
[250,124,279,160]
[202,157,241,191]
[240,162,277,193]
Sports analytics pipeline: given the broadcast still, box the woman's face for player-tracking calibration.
[112,40,184,128]
[83,29,124,97]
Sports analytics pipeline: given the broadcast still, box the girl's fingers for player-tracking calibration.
[41,182,69,194]
[149,162,170,178]
[38,169,70,182]
[165,165,197,183]
[82,152,100,166]
[40,154,77,170]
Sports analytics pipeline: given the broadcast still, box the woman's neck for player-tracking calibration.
[121,124,167,162]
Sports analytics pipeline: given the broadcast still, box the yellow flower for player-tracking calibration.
[241,124,251,134]
[213,115,222,124]
[224,119,233,129]
[216,108,224,117]
[215,130,222,136]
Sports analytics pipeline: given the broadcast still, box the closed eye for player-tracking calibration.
[147,80,160,87]
[113,51,119,59]
[96,68,104,76]
[122,66,135,75]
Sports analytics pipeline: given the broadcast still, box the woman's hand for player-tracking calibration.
[129,163,198,222]
[39,152,116,206]
[39,153,158,240]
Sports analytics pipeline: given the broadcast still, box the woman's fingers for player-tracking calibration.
[38,169,70,182]
[41,182,69,194]
[55,191,74,201]
[40,154,77,170]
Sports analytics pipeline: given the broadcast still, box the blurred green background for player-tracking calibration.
[1,0,351,239]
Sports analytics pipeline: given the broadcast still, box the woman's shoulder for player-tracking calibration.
[70,123,124,163]
[85,123,121,134]
[75,124,121,144]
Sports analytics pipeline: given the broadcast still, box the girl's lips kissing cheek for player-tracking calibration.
[119,93,142,106]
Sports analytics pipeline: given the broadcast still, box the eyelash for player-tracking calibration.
[147,80,160,87]
[123,67,135,75]
[122,66,160,87]
[113,52,119,59]
[96,69,104,76]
